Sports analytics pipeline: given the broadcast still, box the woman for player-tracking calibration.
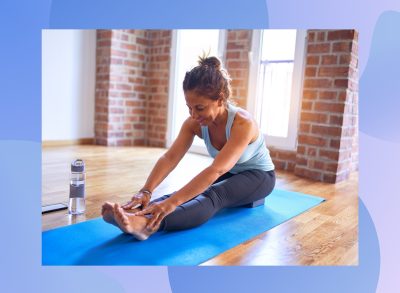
[101,56,275,240]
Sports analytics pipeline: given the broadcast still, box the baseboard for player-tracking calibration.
[42,138,94,147]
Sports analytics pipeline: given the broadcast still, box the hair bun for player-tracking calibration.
[199,56,221,70]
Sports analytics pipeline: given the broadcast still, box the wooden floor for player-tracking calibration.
[42,145,358,266]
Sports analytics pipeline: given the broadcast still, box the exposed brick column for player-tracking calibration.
[94,30,112,146]
[94,30,171,147]
[94,30,148,146]
[294,30,359,183]
[146,30,171,147]
[225,30,252,108]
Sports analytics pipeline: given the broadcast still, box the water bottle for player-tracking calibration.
[68,159,86,215]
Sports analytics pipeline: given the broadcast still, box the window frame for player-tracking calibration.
[247,29,307,151]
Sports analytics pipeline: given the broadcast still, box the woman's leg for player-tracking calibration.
[156,169,275,231]
[149,172,236,206]
[148,172,236,230]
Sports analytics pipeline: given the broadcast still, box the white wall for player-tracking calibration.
[42,30,96,141]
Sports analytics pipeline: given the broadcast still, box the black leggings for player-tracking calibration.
[152,169,276,232]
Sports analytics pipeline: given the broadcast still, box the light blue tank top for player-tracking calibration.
[201,104,275,174]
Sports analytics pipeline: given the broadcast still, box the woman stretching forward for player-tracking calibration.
[101,56,275,240]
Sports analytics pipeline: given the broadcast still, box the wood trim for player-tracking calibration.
[42,138,94,147]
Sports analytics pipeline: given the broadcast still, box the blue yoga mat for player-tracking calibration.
[42,189,324,265]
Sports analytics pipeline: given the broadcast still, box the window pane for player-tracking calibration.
[262,30,297,61]
[260,30,297,138]
[173,30,221,146]
[260,62,293,137]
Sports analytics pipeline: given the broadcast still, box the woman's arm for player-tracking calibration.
[166,114,257,207]
[141,117,196,193]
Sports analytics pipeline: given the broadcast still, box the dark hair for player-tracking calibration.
[183,55,233,106]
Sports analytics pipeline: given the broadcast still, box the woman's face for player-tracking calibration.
[184,90,224,126]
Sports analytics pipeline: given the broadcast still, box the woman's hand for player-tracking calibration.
[134,199,177,231]
[122,191,151,210]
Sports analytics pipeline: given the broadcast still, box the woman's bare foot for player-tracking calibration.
[102,202,141,227]
[102,202,118,227]
[113,203,158,241]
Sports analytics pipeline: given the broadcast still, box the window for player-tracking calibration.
[167,30,227,155]
[248,30,306,150]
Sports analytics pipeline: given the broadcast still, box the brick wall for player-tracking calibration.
[269,148,297,171]
[225,30,252,107]
[94,30,171,147]
[146,31,171,147]
[94,30,112,146]
[94,29,358,182]
[294,30,359,182]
